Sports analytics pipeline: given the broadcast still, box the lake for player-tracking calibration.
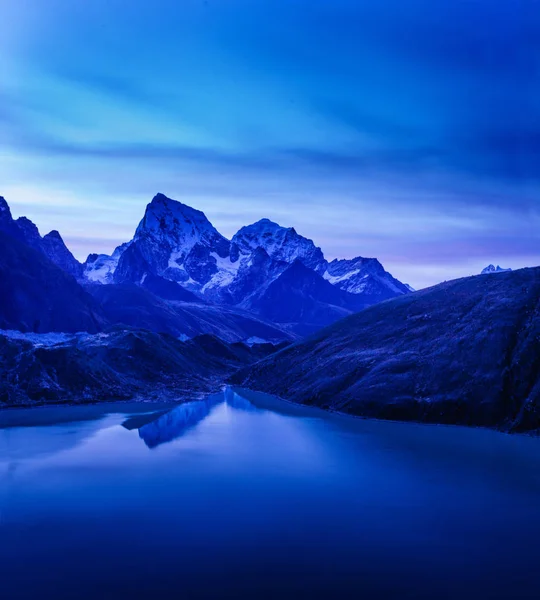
[1,387,540,599]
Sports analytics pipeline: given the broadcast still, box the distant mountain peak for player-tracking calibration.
[152,192,170,203]
[481,264,511,275]
[43,230,63,241]
[323,256,410,298]
[41,229,83,279]
[252,217,288,229]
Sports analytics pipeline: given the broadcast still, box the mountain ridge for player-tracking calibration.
[0,192,412,336]
[1,196,83,279]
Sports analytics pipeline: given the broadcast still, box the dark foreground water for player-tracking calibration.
[1,388,540,600]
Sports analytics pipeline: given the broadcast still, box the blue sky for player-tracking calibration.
[0,0,538,288]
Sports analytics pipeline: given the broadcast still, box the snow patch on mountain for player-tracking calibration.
[84,254,120,283]
[244,336,272,346]
[201,252,243,292]
[323,268,361,285]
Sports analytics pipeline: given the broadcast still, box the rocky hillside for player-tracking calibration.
[0,329,286,407]
[232,267,540,432]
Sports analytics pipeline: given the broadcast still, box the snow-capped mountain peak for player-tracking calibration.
[114,193,231,287]
[135,193,228,255]
[322,256,410,300]
[481,264,511,275]
[231,218,325,271]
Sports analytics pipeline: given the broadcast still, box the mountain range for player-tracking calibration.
[2,191,539,434]
[1,193,410,336]
[0,190,407,407]
[85,193,411,333]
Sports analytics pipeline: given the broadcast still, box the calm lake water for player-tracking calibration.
[1,388,540,600]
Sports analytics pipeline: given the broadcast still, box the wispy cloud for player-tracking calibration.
[0,0,538,288]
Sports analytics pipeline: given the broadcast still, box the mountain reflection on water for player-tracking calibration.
[135,388,261,448]
[3,388,540,600]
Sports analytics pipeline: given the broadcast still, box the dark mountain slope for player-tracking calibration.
[140,273,203,303]
[87,283,294,343]
[40,230,83,279]
[232,267,540,432]
[0,329,283,407]
[1,196,83,278]
[0,232,105,333]
[242,259,367,335]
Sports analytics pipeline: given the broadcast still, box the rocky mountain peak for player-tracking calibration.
[0,196,12,219]
[232,218,325,271]
[16,217,42,249]
[481,264,511,275]
[44,230,64,242]
[135,193,229,257]
[0,197,19,238]
[41,230,83,279]
[323,256,410,299]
